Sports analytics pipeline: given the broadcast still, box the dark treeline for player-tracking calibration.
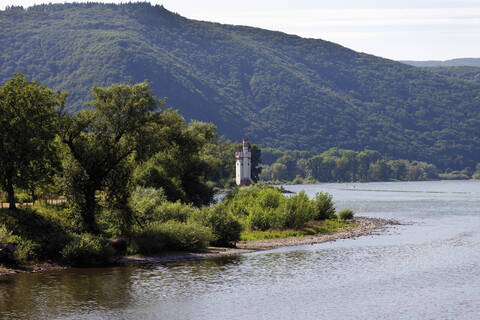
[260,148,480,183]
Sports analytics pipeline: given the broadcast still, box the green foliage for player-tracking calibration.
[338,209,354,220]
[194,206,243,246]
[1,3,480,170]
[220,185,331,231]
[132,220,213,254]
[280,192,315,228]
[260,147,444,183]
[58,81,165,233]
[418,66,480,83]
[0,206,72,263]
[150,201,195,223]
[133,120,217,207]
[473,163,480,179]
[61,233,114,266]
[240,219,350,241]
[313,192,336,220]
[0,74,65,209]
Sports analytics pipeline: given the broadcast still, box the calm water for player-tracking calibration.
[1,180,480,320]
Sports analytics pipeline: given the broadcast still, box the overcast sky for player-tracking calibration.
[2,0,480,60]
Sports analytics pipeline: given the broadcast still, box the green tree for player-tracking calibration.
[203,137,236,188]
[58,82,161,233]
[134,120,217,207]
[473,163,480,179]
[250,144,262,183]
[0,74,65,210]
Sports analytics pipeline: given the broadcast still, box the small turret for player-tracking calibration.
[235,138,252,185]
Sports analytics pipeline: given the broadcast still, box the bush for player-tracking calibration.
[61,233,114,266]
[0,207,71,263]
[152,201,195,223]
[246,206,271,231]
[195,207,243,246]
[129,186,166,219]
[280,192,314,228]
[337,208,354,220]
[130,186,195,224]
[313,192,336,220]
[222,185,330,230]
[132,220,213,254]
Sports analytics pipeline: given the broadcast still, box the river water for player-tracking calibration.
[1,180,480,320]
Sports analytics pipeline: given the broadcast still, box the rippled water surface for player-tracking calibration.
[2,180,480,319]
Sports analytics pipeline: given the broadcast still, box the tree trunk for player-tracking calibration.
[82,186,98,234]
[30,187,37,205]
[5,176,16,210]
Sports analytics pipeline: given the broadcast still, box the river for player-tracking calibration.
[1,180,480,319]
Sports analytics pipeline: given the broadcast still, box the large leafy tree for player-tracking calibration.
[0,74,65,210]
[58,82,162,233]
[134,120,218,207]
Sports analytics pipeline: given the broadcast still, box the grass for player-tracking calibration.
[240,219,352,241]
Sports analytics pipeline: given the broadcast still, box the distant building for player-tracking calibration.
[235,138,251,185]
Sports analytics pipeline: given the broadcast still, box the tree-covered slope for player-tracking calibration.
[1,3,480,170]
[420,66,480,84]
[402,58,480,67]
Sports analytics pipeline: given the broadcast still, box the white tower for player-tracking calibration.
[235,138,251,185]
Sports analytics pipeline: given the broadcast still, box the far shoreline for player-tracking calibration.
[0,217,397,277]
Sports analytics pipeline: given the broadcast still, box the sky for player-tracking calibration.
[1,0,480,61]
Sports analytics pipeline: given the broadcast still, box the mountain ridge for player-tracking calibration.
[401,58,480,67]
[1,3,480,170]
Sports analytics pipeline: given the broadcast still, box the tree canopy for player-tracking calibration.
[0,73,65,209]
[58,82,164,232]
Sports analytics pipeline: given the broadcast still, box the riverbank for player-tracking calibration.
[116,217,396,264]
[0,217,396,276]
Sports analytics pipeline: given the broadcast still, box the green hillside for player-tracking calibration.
[1,3,480,170]
[421,66,480,84]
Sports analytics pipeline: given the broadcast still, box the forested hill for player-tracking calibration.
[402,58,480,67]
[417,66,480,84]
[1,3,480,170]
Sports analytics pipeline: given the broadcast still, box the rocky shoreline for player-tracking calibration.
[1,217,397,276]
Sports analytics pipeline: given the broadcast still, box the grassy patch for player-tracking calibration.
[240,219,352,241]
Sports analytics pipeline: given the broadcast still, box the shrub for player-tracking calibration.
[257,187,283,209]
[132,220,213,254]
[130,223,167,254]
[280,192,314,228]
[61,233,114,266]
[313,192,336,220]
[0,207,71,262]
[196,207,243,246]
[338,208,354,220]
[246,206,271,231]
[291,175,304,184]
[129,186,166,219]
[130,185,194,224]
[0,225,11,243]
[152,201,195,223]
